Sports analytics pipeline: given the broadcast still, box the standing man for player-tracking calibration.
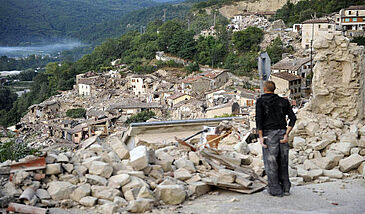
[255,81,296,197]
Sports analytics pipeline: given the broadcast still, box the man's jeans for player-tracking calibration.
[262,129,291,196]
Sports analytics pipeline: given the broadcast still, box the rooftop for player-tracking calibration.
[271,72,301,81]
[302,19,333,24]
[272,57,311,71]
[346,5,365,10]
[168,92,189,100]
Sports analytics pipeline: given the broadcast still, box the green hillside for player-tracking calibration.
[0,0,160,46]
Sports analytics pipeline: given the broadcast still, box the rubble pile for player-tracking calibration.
[230,15,271,31]
[0,130,266,213]
[288,35,365,184]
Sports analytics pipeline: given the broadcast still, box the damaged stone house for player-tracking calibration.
[270,72,302,102]
[205,102,240,118]
[27,101,61,122]
[107,100,163,119]
[75,72,107,97]
[167,93,192,107]
[171,98,205,120]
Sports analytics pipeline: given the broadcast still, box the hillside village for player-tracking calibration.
[1,2,365,214]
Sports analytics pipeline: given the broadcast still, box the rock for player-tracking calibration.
[326,151,344,166]
[122,177,148,195]
[289,167,298,177]
[308,169,323,180]
[1,182,21,197]
[174,168,192,181]
[89,161,113,178]
[218,169,236,183]
[322,130,337,143]
[306,122,319,137]
[234,141,250,154]
[339,154,365,172]
[130,146,149,170]
[149,166,164,180]
[358,162,365,175]
[57,154,69,163]
[323,169,343,179]
[89,144,103,154]
[156,184,186,205]
[128,198,154,213]
[174,157,196,173]
[85,174,108,186]
[248,142,262,156]
[304,159,320,170]
[124,188,139,201]
[290,177,304,186]
[91,186,121,201]
[312,140,331,151]
[82,156,102,169]
[12,170,30,185]
[188,152,200,165]
[313,157,336,170]
[48,181,76,200]
[62,163,74,173]
[46,163,62,175]
[79,196,97,207]
[340,133,358,146]
[137,186,154,200]
[330,142,354,156]
[351,147,360,154]
[357,136,365,148]
[114,196,128,207]
[360,148,365,156]
[36,189,51,200]
[70,184,91,202]
[99,203,118,214]
[188,182,210,197]
[73,165,88,176]
[108,174,131,188]
[109,136,130,160]
[185,174,202,184]
[46,154,58,164]
[293,137,306,151]
[359,125,365,136]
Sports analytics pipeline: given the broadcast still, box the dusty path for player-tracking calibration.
[171,179,365,214]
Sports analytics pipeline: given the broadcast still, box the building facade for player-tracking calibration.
[301,19,336,49]
[338,5,365,37]
[270,72,302,100]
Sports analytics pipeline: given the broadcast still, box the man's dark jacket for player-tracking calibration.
[255,93,296,130]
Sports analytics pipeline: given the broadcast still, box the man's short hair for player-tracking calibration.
[264,81,276,92]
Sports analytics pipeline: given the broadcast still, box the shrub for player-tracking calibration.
[0,140,40,162]
[125,110,156,125]
[66,108,86,118]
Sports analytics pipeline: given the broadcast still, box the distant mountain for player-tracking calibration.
[0,0,161,46]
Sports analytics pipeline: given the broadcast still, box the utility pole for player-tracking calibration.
[163,9,167,23]
[188,18,190,31]
[309,13,315,87]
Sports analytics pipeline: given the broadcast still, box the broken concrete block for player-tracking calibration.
[174,157,196,173]
[35,189,51,200]
[91,186,121,201]
[288,167,298,177]
[89,161,113,178]
[218,169,236,183]
[306,122,319,137]
[340,133,358,146]
[108,174,131,188]
[46,154,58,164]
[303,159,320,170]
[48,181,76,200]
[188,152,200,165]
[312,157,336,170]
[326,151,344,166]
[129,146,149,170]
[248,142,262,156]
[293,137,306,151]
[156,184,186,205]
[308,169,323,180]
[149,166,164,180]
[85,174,108,186]
[57,154,69,163]
[99,203,118,214]
[311,140,331,151]
[234,141,250,155]
[82,156,102,169]
[185,174,202,184]
[358,162,365,175]
[188,182,210,197]
[1,182,21,197]
[128,198,154,213]
[174,168,192,181]
[122,177,148,195]
[109,136,129,160]
[70,184,91,202]
[62,163,73,173]
[124,188,139,201]
[79,196,97,207]
[323,169,343,179]
[114,196,128,207]
[137,186,154,200]
[73,165,88,176]
[46,163,62,175]
[339,154,365,172]
[235,175,253,187]
[330,142,354,156]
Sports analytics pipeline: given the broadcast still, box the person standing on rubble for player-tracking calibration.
[255,81,296,197]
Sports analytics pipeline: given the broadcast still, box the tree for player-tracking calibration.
[66,108,86,118]
[232,27,264,52]
[266,37,284,64]
[0,87,17,111]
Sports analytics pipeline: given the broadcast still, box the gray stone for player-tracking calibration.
[137,186,154,200]
[79,196,97,207]
[248,142,262,156]
[188,152,201,165]
[89,161,113,178]
[109,136,130,160]
[70,184,91,202]
[45,153,58,164]
[174,168,192,181]
[91,185,121,200]
[330,142,354,156]
[36,189,51,200]
[218,169,236,183]
[304,159,320,170]
[82,156,102,169]
[326,151,344,166]
[312,140,331,151]
[156,184,186,205]
[99,203,118,214]
[306,122,319,137]
[313,157,336,170]
[340,133,358,146]
[114,196,128,207]
[73,165,88,176]
[175,157,196,173]
[122,176,147,194]
[85,174,108,186]
[339,154,365,172]
[128,198,154,213]
[293,137,306,151]
[129,146,149,170]
[323,169,343,179]
[1,182,21,197]
[62,163,74,173]
[307,169,323,180]
[188,182,210,197]
[46,163,62,175]
[108,174,131,188]
[48,181,76,200]
[358,162,365,175]
[289,167,298,177]
[57,154,69,163]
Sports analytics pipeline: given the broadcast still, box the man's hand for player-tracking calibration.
[259,137,267,148]
[280,134,288,144]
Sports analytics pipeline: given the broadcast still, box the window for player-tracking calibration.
[345,18,350,22]
[349,11,352,15]
[328,25,331,29]
[306,44,309,49]
[132,79,135,82]
[353,18,357,22]
[75,134,78,137]
[318,24,321,28]
[302,73,305,78]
